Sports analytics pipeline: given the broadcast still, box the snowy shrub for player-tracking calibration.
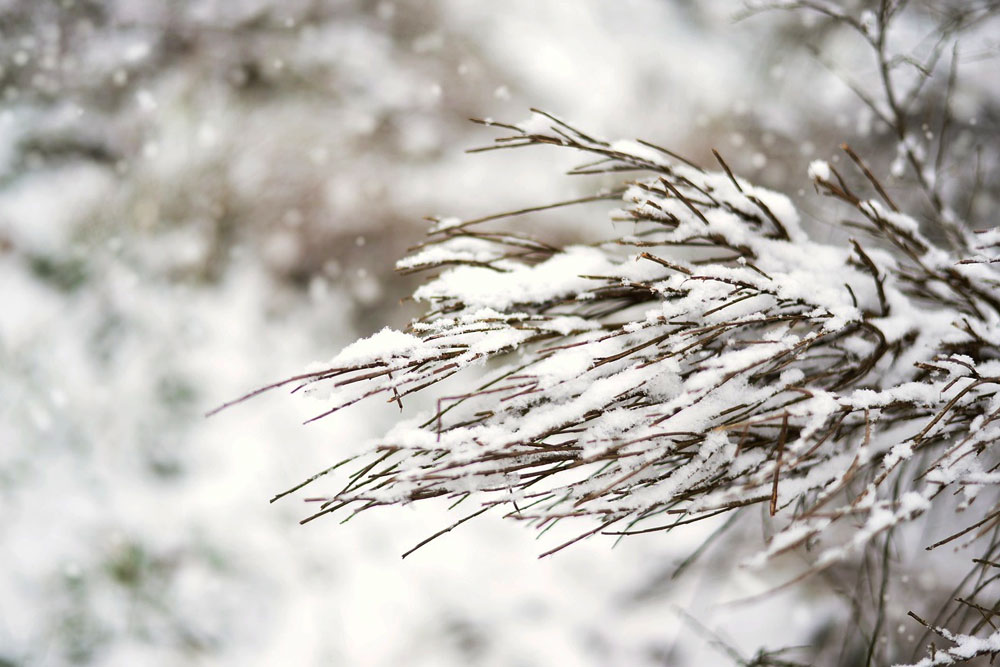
[219,2,1000,665]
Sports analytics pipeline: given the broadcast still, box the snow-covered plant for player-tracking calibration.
[217,2,1000,664]
[221,113,1000,664]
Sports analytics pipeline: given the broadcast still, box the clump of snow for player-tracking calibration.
[807,159,831,181]
[515,112,555,135]
[414,245,615,309]
[331,327,423,366]
[429,216,463,232]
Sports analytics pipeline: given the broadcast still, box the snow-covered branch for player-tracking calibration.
[238,114,1000,579]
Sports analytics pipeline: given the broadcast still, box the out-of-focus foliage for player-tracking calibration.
[0,0,510,316]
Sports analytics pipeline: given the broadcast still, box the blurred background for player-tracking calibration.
[2,1,997,665]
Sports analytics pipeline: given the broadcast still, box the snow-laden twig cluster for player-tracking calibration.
[220,111,1000,663]
[241,114,995,544]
